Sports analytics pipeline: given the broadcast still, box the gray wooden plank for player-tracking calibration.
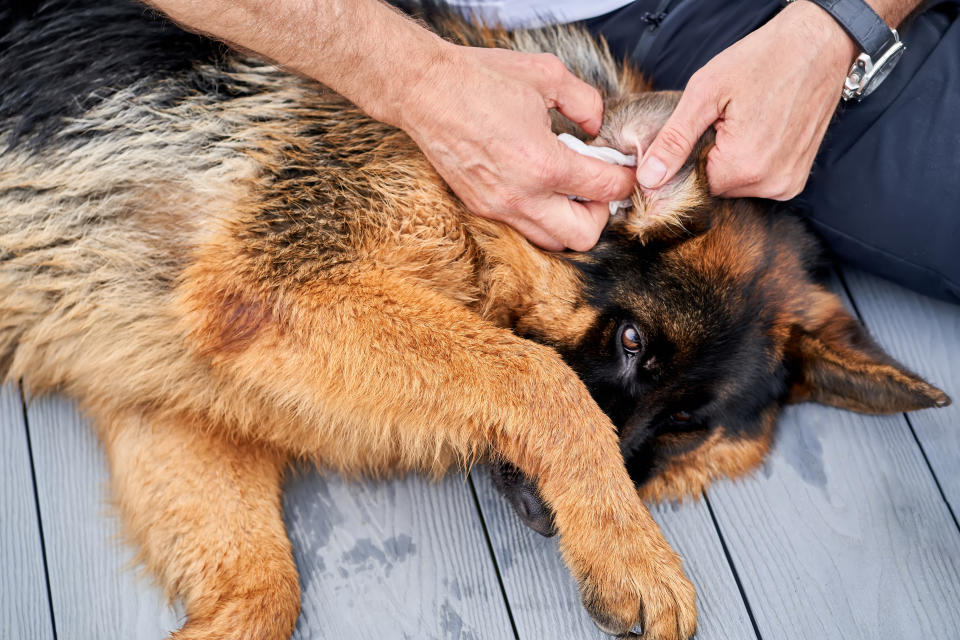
[0,383,54,640]
[470,466,757,640]
[841,267,960,514]
[285,469,516,640]
[26,394,182,639]
[25,391,515,639]
[706,277,960,640]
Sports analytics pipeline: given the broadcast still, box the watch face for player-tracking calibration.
[861,45,905,98]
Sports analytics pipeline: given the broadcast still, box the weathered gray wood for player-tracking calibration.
[24,392,515,640]
[26,394,182,639]
[284,469,515,640]
[0,383,54,640]
[706,277,960,640]
[470,466,757,640]
[841,267,960,515]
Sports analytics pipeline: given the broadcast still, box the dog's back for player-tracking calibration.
[0,1,489,402]
[1,1,247,385]
[0,0,651,418]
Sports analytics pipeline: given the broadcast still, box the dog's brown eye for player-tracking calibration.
[620,325,641,354]
[670,411,692,424]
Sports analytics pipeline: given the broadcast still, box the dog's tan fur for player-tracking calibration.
[0,19,703,638]
[1,5,949,639]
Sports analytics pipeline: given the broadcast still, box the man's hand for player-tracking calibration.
[146,0,634,252]
[635,0,858,199]
[399,47,636,251]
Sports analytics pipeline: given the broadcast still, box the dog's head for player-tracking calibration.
[496,91,950,537]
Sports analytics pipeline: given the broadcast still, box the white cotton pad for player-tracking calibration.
[557,133,636,216]
[558,132,637,167]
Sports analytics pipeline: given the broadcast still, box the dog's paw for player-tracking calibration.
[566,518,697,639]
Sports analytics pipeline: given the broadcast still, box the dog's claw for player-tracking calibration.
[590,617,644,638]
[574,529,697,640]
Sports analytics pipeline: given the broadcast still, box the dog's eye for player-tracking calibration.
[620,324,642,354]
[669,411,692,425]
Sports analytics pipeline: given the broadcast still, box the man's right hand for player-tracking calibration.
[147,0,634,251]
[396,46,636,252]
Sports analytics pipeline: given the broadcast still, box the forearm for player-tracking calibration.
[144,0,452,127]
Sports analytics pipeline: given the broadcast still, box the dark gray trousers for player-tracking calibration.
[585,1,960,303]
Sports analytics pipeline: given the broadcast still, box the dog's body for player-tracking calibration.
[0,2,948,639]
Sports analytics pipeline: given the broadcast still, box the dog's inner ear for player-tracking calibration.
[785,290,950,414]
[596,90,715,244]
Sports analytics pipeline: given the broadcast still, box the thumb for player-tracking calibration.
[636,80,721,189]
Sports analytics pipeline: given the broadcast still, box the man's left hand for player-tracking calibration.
[635,0,857,200]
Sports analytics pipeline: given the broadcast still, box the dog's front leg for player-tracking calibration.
[183,268,697,639]
[97,412,299,640]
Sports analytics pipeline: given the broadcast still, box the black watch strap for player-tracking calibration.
[808,0,895,59]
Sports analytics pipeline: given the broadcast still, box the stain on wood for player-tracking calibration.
[284,468,515,639]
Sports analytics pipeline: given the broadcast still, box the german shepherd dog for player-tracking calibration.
[0,2,949,639]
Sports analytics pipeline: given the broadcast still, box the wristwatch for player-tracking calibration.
[785,0,906,101]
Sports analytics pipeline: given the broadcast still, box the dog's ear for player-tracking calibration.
[598,91,715,244]
[618,149,714,245]
[785,289,950,413]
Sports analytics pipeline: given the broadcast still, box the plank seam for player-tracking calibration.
[466,473,521,640]
[18,382,59,640]
[702,493,763,640]
[836,268,960,535]
[903,413,960,534]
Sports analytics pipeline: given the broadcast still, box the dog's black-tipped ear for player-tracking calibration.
[785,289,951,414]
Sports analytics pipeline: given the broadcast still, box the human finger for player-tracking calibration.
[708,122,820,199]
[550,143,636,203]
[636,75,722,189]
[501,209,567,252]
[543,60,606,135]
[527,194,608,252]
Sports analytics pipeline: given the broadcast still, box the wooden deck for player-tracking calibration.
[3,267,959,640]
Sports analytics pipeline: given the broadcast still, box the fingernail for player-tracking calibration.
[636,156,666,189]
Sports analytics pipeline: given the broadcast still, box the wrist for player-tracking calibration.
[276,0,457,132]
[380,39,462,133]
[781,1,859,68]
[784,0,911,101]
[355,27,461,130]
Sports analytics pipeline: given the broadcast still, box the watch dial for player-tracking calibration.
[862,46,905,98]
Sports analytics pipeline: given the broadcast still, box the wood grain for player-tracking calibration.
[469,466,757,640]
[706,275,960,640]
[284,468,516,640]
[25,392,515,640]
[0,383,54,640]
[841,267,960,515]
[25,394,182,639]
